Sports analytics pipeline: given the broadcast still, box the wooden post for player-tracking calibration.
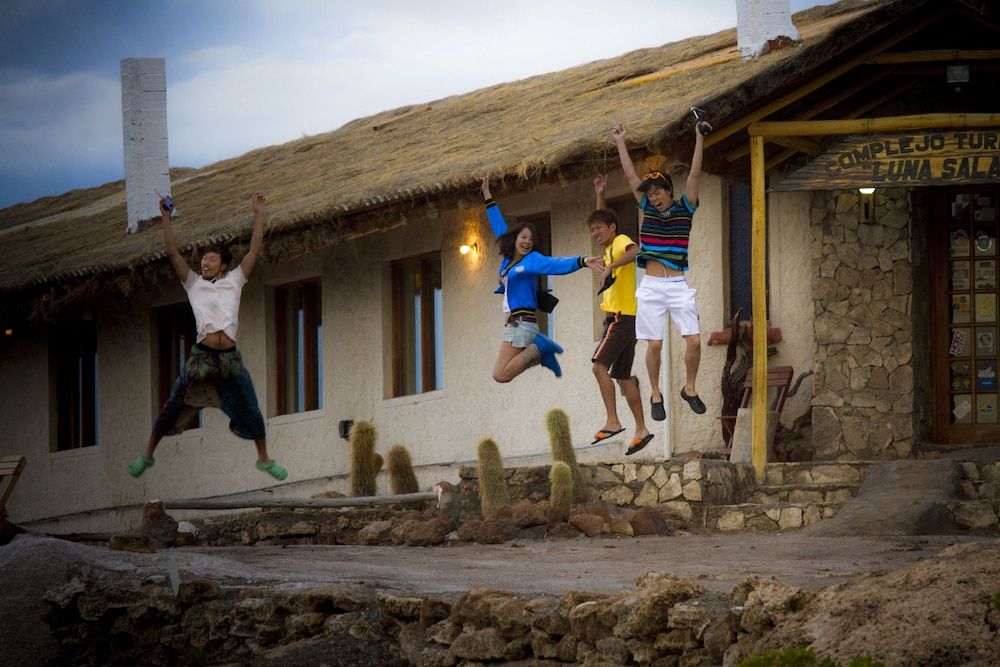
[750,135,768,483]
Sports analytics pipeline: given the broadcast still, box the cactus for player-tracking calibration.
[387,444,420,495]
[349,421,378,497]
[545,409,588,502]
[477,438,510,518]
[548,461,573,524]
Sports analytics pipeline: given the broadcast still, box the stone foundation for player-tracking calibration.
[457,458,755,526]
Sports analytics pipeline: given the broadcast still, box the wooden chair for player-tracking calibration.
[0,456,26,520]
[738,366,796,415]
[721,366,795,456]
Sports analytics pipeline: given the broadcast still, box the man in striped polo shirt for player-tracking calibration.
[611,121,711,420]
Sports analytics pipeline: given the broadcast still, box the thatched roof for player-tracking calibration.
[0,0,978,316]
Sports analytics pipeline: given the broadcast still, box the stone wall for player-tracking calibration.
[810,188,930,460]
[941,460,1000,531]
[457,459,754,526]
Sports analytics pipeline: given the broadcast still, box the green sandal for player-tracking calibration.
[128,456,155,478]
[256,459,288,481]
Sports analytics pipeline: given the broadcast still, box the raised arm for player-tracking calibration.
[160,198,190,282]
[481,173,509,239]
[594,173,608,210]
[239,193,267,278]
[611,124,642,201]
[685,122,711,206]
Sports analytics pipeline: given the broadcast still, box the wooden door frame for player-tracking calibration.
[929,184,1000,443]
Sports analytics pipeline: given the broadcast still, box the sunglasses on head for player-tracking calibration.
[642,171,671,182]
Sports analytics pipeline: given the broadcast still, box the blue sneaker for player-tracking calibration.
[534,333,564,377]
[540,352,563,377]
[533,333,564,355]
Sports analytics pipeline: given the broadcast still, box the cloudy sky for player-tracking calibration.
[0,0,834,209]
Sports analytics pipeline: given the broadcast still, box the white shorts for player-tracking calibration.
[635,275,700,340]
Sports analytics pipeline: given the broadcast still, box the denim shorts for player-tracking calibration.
[502,320,540,348]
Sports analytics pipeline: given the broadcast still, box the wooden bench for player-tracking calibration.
[0,455,26,520]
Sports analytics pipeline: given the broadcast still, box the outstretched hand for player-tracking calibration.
[585,255,605,273]
[611,124,626,143]
[594,173,607,196]
[479,173,491,200]
[252,193,267,217]
[696,121,713,137]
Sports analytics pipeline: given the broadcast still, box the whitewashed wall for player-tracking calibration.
[0,174,816,529]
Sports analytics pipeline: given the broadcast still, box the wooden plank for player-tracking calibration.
[0,457,25,475]
[0,456,26,512]
[774,129,1000,191]
[750,113,1000,137]
[771,136,822,156]
[160,491,438,510]
[750,135,768,484]
[863,49,1000,64]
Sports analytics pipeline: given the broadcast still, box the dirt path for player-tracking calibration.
[138,532,989,597]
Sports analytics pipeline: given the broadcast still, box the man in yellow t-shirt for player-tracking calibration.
[589,175,653,456]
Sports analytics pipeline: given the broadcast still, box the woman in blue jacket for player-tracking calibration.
[481,175,600,382]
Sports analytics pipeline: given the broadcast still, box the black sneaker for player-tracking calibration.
[680,388,706,414]
[650,398,666,421]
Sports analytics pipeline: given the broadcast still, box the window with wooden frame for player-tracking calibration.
[516,212,554,337]
[50,317,99,451]
[274,280,323,415]
[726,181,769,322]
[391,253,443,397]
[154,302,201,426]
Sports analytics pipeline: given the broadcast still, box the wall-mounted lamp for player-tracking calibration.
[459,242,479,256]
[858,187,875,223]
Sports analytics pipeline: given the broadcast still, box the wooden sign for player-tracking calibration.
[772,130,1000,191]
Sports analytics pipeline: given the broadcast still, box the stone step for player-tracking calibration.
[938,499,1000,531]
[705,501,843,532]
[763,461,875,486]
[958,461,1000,501]
[748,483,858,505]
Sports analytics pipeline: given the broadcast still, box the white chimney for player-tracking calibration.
[736,0,800,60]
[121,58,170,234]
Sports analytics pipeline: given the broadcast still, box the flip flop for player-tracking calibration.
[591,427,626,444]
[680,388,707,414]
[626,433,654,456]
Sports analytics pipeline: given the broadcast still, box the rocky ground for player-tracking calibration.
[1,530,998,666]
[2,451,998,665]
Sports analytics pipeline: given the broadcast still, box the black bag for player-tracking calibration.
[537,288,559,313]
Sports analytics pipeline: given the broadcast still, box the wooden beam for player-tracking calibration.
[763,80,917,171]
[771,136,822,156]
[863,49,1000,64]
[726,68,899,162]
[751,112,1000,137]
[161,491,439,510]
[750,135,768,484]
[706,6,949,148]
